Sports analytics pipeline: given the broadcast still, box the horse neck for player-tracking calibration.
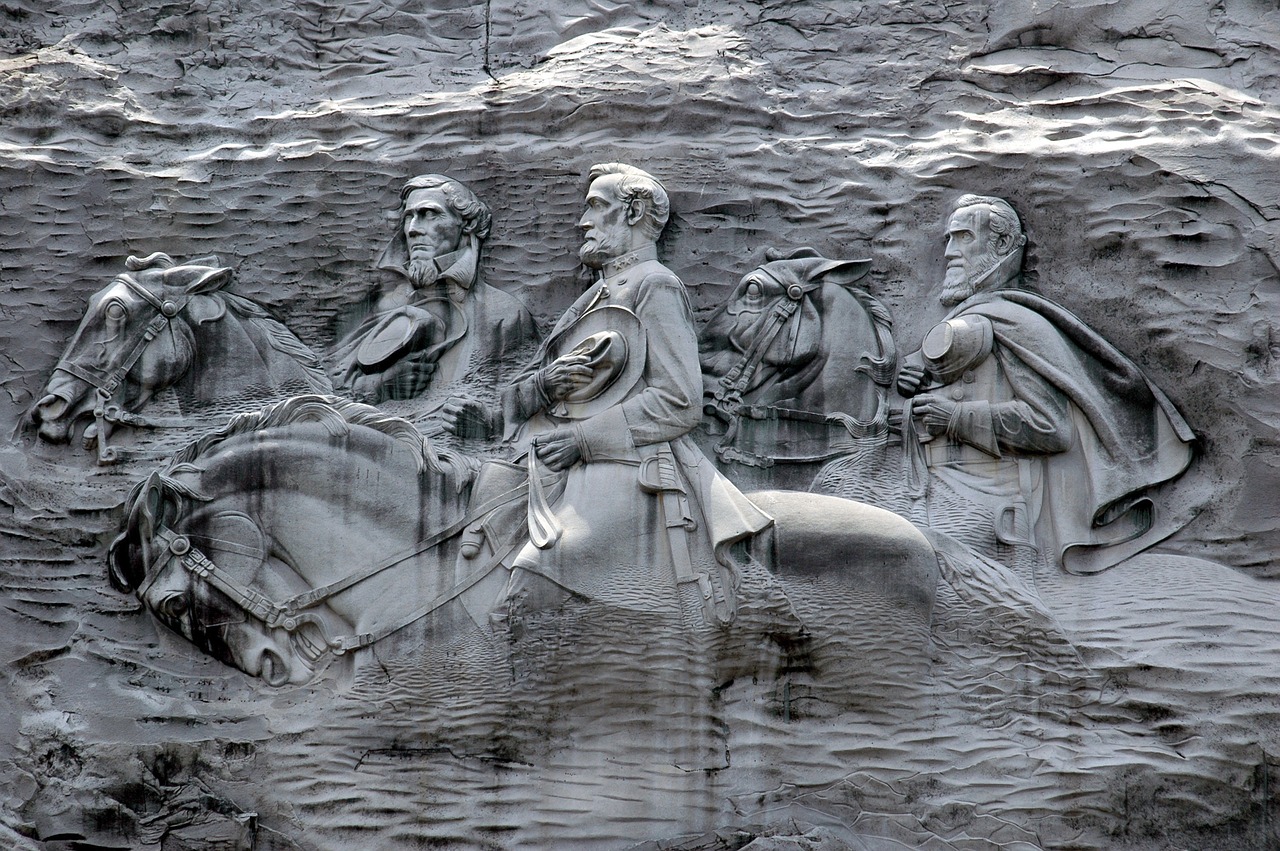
[184,428,473,629]
[787,287,887,420]
[178,301,325,410]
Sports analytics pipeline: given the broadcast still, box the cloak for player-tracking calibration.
[944,289,1196,574]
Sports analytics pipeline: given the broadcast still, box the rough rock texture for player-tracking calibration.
[1,1,1279,849]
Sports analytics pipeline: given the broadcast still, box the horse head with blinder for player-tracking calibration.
[31,252,331,463]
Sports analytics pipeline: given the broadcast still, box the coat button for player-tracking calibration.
[951,388,965,401]
[962,370,975,383]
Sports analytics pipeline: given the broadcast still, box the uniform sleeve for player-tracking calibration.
[500,294,581,429]
[577,274,702,455]
[947,353,1073,456]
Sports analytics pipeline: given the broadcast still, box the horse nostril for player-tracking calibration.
[259,648,292,687]
[32,393,69,421]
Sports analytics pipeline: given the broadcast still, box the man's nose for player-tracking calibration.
[944,238,960,258]
[406,214,424,235]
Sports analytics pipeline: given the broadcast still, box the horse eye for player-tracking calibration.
[105,301,127,320]
[745,279,762,297]
[159,593,189,620]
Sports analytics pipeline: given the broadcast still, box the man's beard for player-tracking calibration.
[407,255,440,289]
[940,250,1000,306]
[578,228,631,270]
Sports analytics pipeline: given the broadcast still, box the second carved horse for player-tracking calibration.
[108,396,939,687]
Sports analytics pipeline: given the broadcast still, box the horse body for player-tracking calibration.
[31,253,331,457]
[110,397,938,687]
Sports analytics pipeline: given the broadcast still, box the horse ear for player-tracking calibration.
[185,295,227,324]
[108,478,150,592]
[815,258,872,287]
[764,246,823,263]
[183,267,234,294]
[107,529,141,592]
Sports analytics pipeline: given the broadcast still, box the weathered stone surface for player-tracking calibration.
[2,1,1279,849]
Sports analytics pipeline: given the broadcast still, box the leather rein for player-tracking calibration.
[53,274,207,465]
[138,480,528,665]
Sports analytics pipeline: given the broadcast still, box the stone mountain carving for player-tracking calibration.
[887,194,1197,577]
[700,246,897,489]
[482,163,783,624]
[107,394,940,686]
[330,174,537,408]
[28,252,332,464]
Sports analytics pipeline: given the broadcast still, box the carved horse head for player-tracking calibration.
[109,395,479,686]
[109,470,329,687]
[30,252,330,459]
[702,247,897,453]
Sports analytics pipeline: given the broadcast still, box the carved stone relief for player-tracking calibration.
[330,175,537,411]
[2,3,1280,850]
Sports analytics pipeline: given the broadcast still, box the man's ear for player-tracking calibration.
[993,230,1026,256]
[626,198,646,227]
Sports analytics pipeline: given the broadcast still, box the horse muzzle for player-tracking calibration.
[30,391,84,443]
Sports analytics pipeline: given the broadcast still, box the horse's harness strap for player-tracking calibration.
[282,481,530,611]
[147,518,521,659]
[711,283,805,428]
[54,312,170,400]
[328,535,523,654]
[147,527,292,628]
[54,276,198,463]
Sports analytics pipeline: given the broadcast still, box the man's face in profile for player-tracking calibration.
[402,187,465,286]
[941,204,998,306]
[578,175,633,270]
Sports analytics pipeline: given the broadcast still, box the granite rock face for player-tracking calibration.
[2,2,1279,849]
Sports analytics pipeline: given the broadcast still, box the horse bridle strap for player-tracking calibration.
[54,276,199,464]
[56,275,191,397]
[711,279,805,424]
[145,527,291,629]
[145,522,520,660]
[282,481,529,611]
[53,312,171,399]
[327,535,522,655]
[141,481,530,657]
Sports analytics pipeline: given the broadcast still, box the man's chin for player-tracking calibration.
[940,271,974,306]
[578,247,607,269]
[408,257,440,288]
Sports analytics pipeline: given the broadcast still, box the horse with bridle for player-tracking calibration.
[108,395,940,687]
[30,252,332,463]
[701,247,897,489]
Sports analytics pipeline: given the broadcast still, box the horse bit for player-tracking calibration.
[137,481,529,670]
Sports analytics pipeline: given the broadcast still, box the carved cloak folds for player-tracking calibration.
[917,289,1196,575]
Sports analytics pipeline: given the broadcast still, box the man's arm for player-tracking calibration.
[913,353,1073,456]
[577,273,702,456]
[533,274,701,470]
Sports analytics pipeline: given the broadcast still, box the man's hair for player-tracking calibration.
[588,163,670,241]
[953,194,1023,247]
[400,174,492,242]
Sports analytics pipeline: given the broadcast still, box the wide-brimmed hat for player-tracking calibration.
[921,313,994,382]
[545,305,647,419]
[353,306,447,373]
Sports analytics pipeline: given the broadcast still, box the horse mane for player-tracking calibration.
[167,395,475,485]
[217,292,333,392]
[846,288,898,387]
